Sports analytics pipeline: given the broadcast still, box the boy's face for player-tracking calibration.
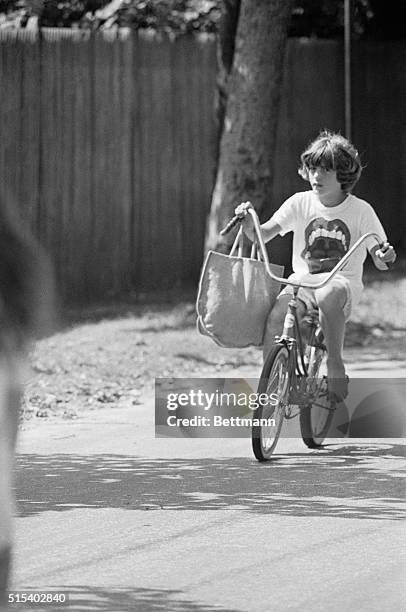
[308,166,343,205]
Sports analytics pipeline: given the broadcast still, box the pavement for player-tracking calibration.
[8,356,406,612]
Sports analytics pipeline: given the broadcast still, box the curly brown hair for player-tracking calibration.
[298,130,363,193]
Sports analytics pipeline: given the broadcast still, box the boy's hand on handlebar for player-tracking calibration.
[219,201,255,236]
[376,242,397,264]
[234,201,254,233]
[234,201,252,217]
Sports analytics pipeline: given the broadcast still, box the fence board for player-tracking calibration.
[18,34,41,233]
[0,36,21,212]
[60,38,77,295]
[69,34,94,301]
[131,35,143,292]
[170,36,190,284]
[187,36,209,279]
[39,35,65,280]
[143,38,174,290]
[91,32,133,297]
[117,31,135,296]
[156,38,183,290]
[134,35,155,290]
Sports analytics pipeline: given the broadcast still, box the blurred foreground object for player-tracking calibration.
[0,199,54,608]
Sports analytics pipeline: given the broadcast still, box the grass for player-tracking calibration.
[348,257,406,335]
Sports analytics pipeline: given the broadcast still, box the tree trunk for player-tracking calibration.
[205,0,293,252]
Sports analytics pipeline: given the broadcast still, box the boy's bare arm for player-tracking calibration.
[369,242,397,270]
[241,217,282,244]
[256,218,283,243]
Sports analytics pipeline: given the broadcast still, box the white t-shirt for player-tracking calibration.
[271,191,387,305]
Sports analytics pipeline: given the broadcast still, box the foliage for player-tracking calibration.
[110,0,221,33]
[291,0,371,38]
[0,1,222,32]
[0,0,405,39]
[291,0,406,40]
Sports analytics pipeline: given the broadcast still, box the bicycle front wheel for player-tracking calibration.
[252,344,290,461]
[300,346,334,448]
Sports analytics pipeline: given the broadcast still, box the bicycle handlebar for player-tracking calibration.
[219,215,241,236]
[220,207,392,290]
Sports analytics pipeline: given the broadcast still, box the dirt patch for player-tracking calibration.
[21,296,405,425]
[22,304,261,423]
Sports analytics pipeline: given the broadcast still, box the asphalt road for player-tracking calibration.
[9,359,406,612]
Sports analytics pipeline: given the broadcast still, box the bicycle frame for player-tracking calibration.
[277,292,325,410]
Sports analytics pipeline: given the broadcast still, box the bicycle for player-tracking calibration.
[220,206,391,461]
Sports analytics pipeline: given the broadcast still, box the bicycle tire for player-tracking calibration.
[300,346,334,449]
[252,343,290,461]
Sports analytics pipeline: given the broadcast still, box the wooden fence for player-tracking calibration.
[0,30,404,302]
[0,29,217,301]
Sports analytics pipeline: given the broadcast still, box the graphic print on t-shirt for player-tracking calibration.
[301,217,351,273]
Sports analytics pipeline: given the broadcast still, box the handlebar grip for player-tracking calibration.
[219,215,242,236]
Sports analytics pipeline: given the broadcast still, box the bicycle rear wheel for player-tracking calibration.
[300,345,334,448]
[252,344,290,461]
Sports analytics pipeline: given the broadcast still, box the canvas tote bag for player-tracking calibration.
[196,227,284,348]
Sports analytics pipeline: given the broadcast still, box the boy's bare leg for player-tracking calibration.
[315,284,348,400]
[263,293,306,361]
[263,294,291,360]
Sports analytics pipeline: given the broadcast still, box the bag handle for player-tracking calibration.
[229,227,262,261]
[229,226,244,257]
[250,240,263,261]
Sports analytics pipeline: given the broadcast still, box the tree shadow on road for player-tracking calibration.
[15,444,405,520]
[9,586,237,612]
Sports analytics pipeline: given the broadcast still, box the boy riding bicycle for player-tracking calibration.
[236,131,396,401]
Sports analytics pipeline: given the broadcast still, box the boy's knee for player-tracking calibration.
[271,294,291,317]
[315,285,347,312]
[265,294,291,330]
[266,292,309,327]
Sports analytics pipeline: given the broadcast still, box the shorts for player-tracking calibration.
[279,272,353,321]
